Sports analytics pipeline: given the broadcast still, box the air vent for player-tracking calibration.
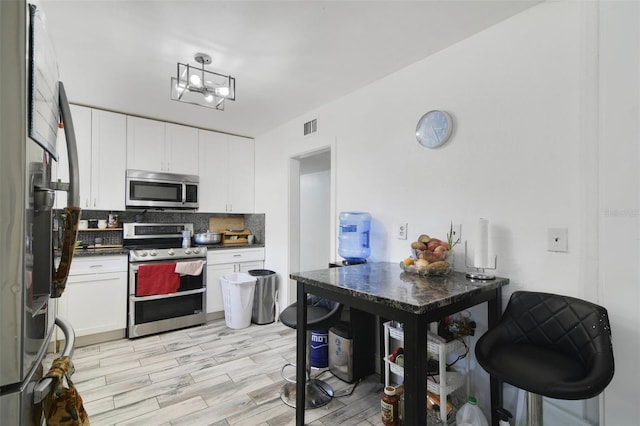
[303,118,318,136]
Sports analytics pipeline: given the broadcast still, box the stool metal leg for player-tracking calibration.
[526,392,543,426]
[280,330,334,409]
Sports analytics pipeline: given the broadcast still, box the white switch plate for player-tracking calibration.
[395,223,408,240]
[547,228,568,252]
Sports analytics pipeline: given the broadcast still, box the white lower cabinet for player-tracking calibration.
[206,248,265,314]
[57,256,128,338]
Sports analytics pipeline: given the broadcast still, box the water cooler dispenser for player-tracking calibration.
[338,211,371,265]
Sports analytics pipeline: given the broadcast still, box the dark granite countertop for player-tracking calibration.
[72,248,129,257]
[290,262,509,315]
[70,243,265,258]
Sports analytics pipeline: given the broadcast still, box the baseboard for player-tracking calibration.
[206,311,225,322]
[52,329,126,351]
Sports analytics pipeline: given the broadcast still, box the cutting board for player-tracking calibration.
[209,216,244,233]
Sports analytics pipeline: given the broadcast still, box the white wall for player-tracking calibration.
[598,1,639,425]
[300,168,330,271]
[255,1,639,424]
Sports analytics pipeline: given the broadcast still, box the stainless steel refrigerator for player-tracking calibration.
[1,0,80,424]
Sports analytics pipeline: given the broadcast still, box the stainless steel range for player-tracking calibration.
[123,223,207,338]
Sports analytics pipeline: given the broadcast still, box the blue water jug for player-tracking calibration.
[338,212,371,262]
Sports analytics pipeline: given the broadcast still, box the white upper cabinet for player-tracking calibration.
[198,130,255,213]
[55,106,126,210]
[91,109,127,210]
[165,123,199,175]
[126,116,164,172]
[126,117,198,175]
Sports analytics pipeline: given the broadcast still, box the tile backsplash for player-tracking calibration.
[57,210,265,247]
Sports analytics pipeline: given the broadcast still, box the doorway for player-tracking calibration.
[288,147,332,305]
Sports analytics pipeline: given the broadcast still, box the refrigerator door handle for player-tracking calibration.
[58,81,79,208]
[53,82,82,298]
[33,316,76,404]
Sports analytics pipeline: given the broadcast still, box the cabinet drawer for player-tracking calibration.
[207,248,265,264]
[70,255,128,275]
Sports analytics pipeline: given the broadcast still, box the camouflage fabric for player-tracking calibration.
[42,356,89,426]
[53,206,81,298]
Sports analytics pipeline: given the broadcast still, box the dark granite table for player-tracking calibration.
[290,262,509,426]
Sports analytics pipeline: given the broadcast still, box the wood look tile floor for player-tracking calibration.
[56,319,386,426]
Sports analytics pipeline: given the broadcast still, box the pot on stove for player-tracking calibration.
[194,231,222,245]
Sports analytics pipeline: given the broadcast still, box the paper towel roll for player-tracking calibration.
[474,218,489,268]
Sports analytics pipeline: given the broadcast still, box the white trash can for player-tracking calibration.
[220,273,257,329]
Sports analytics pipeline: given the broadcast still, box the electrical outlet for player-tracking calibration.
[547,228,568,252]
[395,223,408,240]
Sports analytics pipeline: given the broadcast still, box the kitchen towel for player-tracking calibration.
[137,263,180,296]
[43,356,89,426]
[174,260,204,276]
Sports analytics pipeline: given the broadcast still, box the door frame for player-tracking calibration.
[287,144,336,305]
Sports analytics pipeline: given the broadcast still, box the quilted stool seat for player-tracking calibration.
[475,291,614,425]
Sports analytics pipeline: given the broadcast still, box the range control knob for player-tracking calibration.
[167,249,175,256]
[138,250,148,257]
[192,248,200,254]
[184,248,192,255]
[149,250,157,257]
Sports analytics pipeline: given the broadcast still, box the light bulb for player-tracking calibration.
[175,83,186,93]
[189,74,201,87]
[204,93,214,103]
[214,86,230,97]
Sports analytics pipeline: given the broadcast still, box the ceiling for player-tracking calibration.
[43,1,538,138]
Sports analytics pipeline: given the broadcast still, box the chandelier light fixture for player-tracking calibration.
[170,53,235,110]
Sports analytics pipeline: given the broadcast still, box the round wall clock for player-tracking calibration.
[416,110,454,148]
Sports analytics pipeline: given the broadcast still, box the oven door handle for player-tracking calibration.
[131,287,205,302]
[181,183,186,205]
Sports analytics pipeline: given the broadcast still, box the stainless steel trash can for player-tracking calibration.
[248,269,277,324]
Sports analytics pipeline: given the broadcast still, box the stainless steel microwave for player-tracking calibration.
[125,169,199,210]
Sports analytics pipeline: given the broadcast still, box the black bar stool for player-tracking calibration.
[279,299,343,409]
[475,291,614,425]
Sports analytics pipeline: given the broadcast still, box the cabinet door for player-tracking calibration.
[206,263,236,313]
[198,130,230,212]
[126,116,165,172]
[165,123,198,175]
[237,261,264,273]
[57,271,127,337]
[227,136,255,213]
[91,110,126,210]
[55,105,92,209]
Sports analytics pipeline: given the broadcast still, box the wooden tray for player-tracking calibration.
[223,230,251,245]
